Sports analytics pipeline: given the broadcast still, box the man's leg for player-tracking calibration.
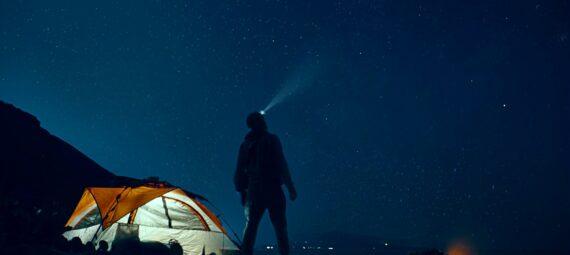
[241,200,265,255]
[267,189,289,255]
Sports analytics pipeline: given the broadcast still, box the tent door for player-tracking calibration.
[114,223,140,243]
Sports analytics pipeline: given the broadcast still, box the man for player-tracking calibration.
[234,112,297,255]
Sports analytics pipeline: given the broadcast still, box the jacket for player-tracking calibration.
[234,130,294,192]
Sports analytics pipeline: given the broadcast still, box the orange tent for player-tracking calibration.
[63,185,239,255]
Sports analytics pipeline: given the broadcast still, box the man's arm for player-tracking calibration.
[234,144,248,205]
[273,135,297,201]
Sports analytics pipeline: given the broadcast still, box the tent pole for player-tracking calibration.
[91,186,129,243]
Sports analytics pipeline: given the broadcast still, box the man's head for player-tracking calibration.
[246,112,267,131]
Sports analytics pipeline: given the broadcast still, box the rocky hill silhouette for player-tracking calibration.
[0,101,140,252]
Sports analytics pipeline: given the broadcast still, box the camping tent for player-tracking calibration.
[62,185,240,255]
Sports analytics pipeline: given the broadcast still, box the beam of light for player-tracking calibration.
[262,58,320,114]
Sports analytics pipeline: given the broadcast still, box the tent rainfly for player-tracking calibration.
[62,185,239,255]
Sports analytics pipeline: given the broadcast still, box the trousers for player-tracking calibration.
[240,185,289,255]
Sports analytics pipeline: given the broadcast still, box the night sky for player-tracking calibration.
[1,0,569,252]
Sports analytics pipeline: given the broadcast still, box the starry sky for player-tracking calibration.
[1,0,569,252]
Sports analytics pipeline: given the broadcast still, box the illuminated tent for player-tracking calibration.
[62,185,239,255]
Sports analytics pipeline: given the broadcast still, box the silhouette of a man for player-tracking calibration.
[234,112,297,255]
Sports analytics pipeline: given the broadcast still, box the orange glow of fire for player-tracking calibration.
[447,240,475,255]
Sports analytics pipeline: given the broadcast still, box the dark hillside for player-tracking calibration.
[0,101,130,248]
